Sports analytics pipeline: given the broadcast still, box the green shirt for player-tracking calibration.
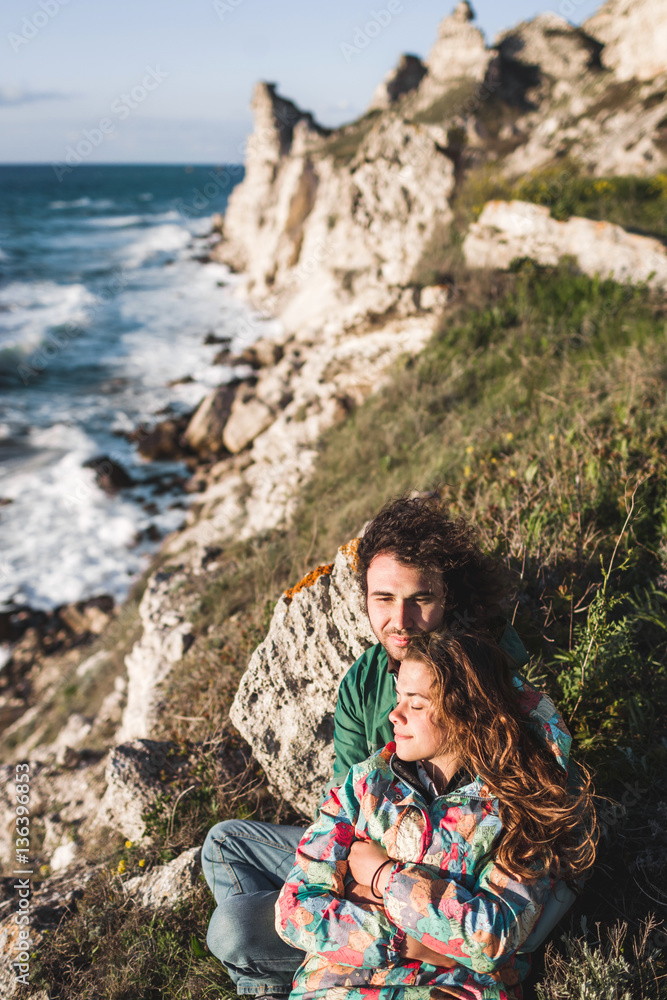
[331,624,529,790]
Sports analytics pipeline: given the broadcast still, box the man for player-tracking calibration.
[202,496,529,997]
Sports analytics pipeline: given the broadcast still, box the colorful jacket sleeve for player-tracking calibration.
[276,773,404,968]
[382,856,549,974]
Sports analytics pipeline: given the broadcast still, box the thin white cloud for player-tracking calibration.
[0,87,68,108]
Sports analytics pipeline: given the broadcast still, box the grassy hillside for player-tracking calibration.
[32,218,667,996]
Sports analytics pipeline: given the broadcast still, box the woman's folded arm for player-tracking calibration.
[275,782,404,969]
[383,859,549,974]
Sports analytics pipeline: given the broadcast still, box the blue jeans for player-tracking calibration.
[202,819,307,996]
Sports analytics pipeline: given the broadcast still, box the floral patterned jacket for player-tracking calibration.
[275,677,572,1000]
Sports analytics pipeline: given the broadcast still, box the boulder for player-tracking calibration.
[135,415,192,461]
[117,565,196,743]
[463,200,667,288]
[229,540,375,816]
[124,847,200,907]
[58,598,112,636]
[419,285,450,311]
[98,740,183,842]
[183,383,237,459]
[223,391,274,454]
[585,0,667,82]
[240,338,285,368]
[83,456,134,493]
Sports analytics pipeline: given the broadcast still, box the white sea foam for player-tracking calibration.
[0,424,185,609]
[1,176,269,610]
[49,197,115,210]
[0,281,96,356]
[123,223,192,267]
[86,214,144,229]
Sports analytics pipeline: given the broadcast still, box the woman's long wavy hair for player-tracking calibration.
[406,629,598,883]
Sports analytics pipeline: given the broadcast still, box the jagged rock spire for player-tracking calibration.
[585,0,667,81]
[426,1,489,83]
[449,1,476,26]
[250,82,326,162]
[368,53,427,111]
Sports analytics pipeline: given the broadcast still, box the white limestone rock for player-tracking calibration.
[124,847,200,907]
[222,391,275,454]
[97,740,178,842]
[214,83,456,333]
[117,567,195,743]
[230,542,375,817]
[426,2,490,85]
[585,0,667,82]
[368,53,427,111]
[464,200,667,288]
[183,383,237,458]
[0,754,107,869]
[495,14,603,84]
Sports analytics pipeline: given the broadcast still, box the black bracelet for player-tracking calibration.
[371,859,393,900]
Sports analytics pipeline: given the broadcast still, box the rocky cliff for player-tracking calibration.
[2,1,667,994]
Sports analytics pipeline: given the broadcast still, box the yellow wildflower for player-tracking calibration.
[124,840,133,849]
[139,859,146,867]
[504,432,514,443]
[464,465,472,478]
[117,859,126,874]
[465,445,474,455]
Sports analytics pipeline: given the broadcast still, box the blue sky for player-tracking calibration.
[0,0,604,164]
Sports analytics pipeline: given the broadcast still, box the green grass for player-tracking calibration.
[31,873,237,1000]
[31,263,667,998]
[315,109,381,166]
[456,162,667,236]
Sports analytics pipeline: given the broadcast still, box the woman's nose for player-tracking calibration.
[389,705,405,726]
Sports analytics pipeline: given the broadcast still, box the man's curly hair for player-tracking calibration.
[356,495,508,627]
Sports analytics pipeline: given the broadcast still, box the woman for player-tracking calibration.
[275,630,596,1000]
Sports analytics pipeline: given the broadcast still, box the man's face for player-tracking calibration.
[365,552,445,662]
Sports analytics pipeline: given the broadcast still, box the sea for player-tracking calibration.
[0,164,278,620]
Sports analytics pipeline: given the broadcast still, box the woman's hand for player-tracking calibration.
[347,840,390,889]
[400,935,457,969]
[344,879,383,906]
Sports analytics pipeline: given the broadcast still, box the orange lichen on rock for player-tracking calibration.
[283,563,334,603]
[339,537,360,570]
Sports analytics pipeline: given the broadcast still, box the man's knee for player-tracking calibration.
[207,892,277,966]
[203,817,256,866]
